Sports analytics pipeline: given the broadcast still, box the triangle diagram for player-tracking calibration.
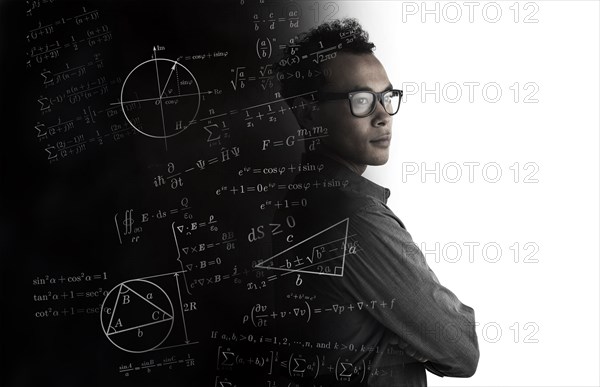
[106,283,173,335]
[256,218,349,277]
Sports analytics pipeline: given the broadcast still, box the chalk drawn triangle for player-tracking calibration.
[256,218,349,277]
[106,283,173,334]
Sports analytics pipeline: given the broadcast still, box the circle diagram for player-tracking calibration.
[120,58,200,138]
[100,279,174,353]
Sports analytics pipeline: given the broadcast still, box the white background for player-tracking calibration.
[315,1,600,386]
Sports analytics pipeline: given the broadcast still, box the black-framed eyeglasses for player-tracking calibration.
[318,89,403,117]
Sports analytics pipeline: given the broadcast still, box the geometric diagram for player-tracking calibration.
[255,218,353,277]
[100,279,174,353]
[120,51,201,139]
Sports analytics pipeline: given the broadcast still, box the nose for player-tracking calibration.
[371,99,392,127]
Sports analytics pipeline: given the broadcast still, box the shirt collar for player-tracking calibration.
[301,152,391,204]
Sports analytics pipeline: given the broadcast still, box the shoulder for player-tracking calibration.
[351,201,407,234]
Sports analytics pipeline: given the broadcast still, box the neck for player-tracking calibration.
[317,148,367,175]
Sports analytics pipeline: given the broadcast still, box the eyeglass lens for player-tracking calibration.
[350,91,401,117]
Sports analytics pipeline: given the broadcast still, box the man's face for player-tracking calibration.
[312,52,394,170]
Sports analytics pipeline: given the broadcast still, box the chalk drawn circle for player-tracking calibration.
[100,279,174,353]
[120,58,200,139]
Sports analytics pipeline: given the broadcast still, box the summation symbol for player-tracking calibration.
[287,353,320,378]
[100,279,174,353]
[217,347,236,368]
[119,50,201,140]
[335,358,367,383]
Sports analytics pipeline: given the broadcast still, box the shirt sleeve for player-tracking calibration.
[343,204,480,377]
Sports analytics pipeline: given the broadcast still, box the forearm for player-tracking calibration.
[348,208,480,376]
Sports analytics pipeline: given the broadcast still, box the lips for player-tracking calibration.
[370,134,392,147]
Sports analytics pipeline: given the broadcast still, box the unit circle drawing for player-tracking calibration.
[100,279,174,353]
[120,58,200,139]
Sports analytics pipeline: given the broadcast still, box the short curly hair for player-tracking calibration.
[277,18,375,100]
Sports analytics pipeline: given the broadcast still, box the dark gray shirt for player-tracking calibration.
[271,153,479,386]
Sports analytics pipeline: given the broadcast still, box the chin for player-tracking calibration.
[371,160,388,166]
[368,153,390,166]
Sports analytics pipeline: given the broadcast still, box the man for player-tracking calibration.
[268,19,479,386]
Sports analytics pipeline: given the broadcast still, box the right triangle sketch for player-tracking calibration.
[256,218,350,277]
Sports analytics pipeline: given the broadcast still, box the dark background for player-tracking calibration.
[0,0,309,385]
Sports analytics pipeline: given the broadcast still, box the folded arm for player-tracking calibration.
[345,205,480,377]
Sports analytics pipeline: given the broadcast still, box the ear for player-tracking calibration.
[291,96,318,129]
